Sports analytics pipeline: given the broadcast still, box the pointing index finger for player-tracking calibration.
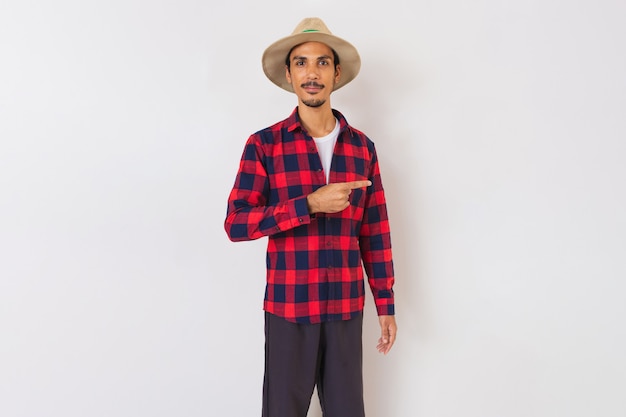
[346,180,372,189]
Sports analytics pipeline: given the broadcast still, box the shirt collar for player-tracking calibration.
[286,107,353,137]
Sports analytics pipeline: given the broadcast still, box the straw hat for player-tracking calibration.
[262,17,361,92]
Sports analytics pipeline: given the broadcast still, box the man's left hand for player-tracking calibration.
[377,315,397,355]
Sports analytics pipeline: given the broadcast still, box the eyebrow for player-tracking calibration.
[291,55,333,61]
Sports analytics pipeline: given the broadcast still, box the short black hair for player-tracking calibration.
[285,45,340,71]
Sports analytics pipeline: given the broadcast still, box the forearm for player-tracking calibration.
[225,195,311,241]
[360,205,395,315]
[361,238,395,315]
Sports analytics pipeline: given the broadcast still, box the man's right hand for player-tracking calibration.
[306,180,372,214]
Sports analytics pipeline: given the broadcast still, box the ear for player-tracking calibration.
[285,65,292,84]
[335,64,341,83]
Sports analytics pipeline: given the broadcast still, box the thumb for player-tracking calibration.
[381,324,390,342]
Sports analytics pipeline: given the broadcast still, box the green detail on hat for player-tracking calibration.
[302,29,319,32]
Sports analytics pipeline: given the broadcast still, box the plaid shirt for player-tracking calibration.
[225,108,395,324]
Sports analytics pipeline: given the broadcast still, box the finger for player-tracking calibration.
[377,338,390,354]
[376,337,386,352]
[386,334,395,353]
[387,327,397,353]
[345,180,372,190]
[380,323,391,342]
[381,324,390,343]
[378,328,389,352]
[379,323,396,354]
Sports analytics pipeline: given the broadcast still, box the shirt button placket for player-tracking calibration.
[325,218,334,301]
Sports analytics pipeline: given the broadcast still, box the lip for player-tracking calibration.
[303,86,321,94]
[302,83,323,94]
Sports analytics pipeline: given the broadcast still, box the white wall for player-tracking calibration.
[1,1,625,416]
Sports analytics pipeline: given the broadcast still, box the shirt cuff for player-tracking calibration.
[289,196,313,228]
[376,303,395,316]
[375,289,395,316]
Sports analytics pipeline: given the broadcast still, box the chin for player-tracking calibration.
[302,99,326,108]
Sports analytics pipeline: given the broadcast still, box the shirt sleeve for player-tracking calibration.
[224,134,312,242]
[359,142,396,316]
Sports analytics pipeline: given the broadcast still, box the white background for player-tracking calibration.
[1,1,625,416]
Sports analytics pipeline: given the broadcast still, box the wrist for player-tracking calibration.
[306,194,318,214]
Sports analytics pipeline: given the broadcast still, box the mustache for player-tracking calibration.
[301,82,325,88]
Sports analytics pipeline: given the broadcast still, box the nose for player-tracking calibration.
[305,62,320,79]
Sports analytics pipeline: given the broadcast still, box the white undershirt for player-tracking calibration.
[313,118,340,184]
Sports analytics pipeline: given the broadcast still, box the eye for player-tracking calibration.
[319,60,329,66]
[295,60,305,66]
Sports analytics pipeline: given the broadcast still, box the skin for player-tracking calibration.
[285,41,339,137]
[286,41,397,354]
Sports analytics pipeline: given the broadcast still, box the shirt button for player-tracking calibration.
[327,265,333,269]
[298,218,303,223]
[326,241,332,246]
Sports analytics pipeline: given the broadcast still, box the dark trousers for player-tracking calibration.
[262,312,365,417]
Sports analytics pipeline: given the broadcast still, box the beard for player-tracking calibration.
[302,98,326,108]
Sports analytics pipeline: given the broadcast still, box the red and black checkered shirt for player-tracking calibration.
[225,108,395,324]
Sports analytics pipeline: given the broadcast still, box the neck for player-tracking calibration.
[298,103,336,138]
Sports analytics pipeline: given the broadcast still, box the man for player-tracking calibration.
[224,17,397,417]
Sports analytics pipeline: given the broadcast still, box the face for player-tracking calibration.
[285,42,341,108]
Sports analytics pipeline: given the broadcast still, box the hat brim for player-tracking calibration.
[262,32,361,93]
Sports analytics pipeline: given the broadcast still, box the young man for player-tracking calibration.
[224,17,397,417]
